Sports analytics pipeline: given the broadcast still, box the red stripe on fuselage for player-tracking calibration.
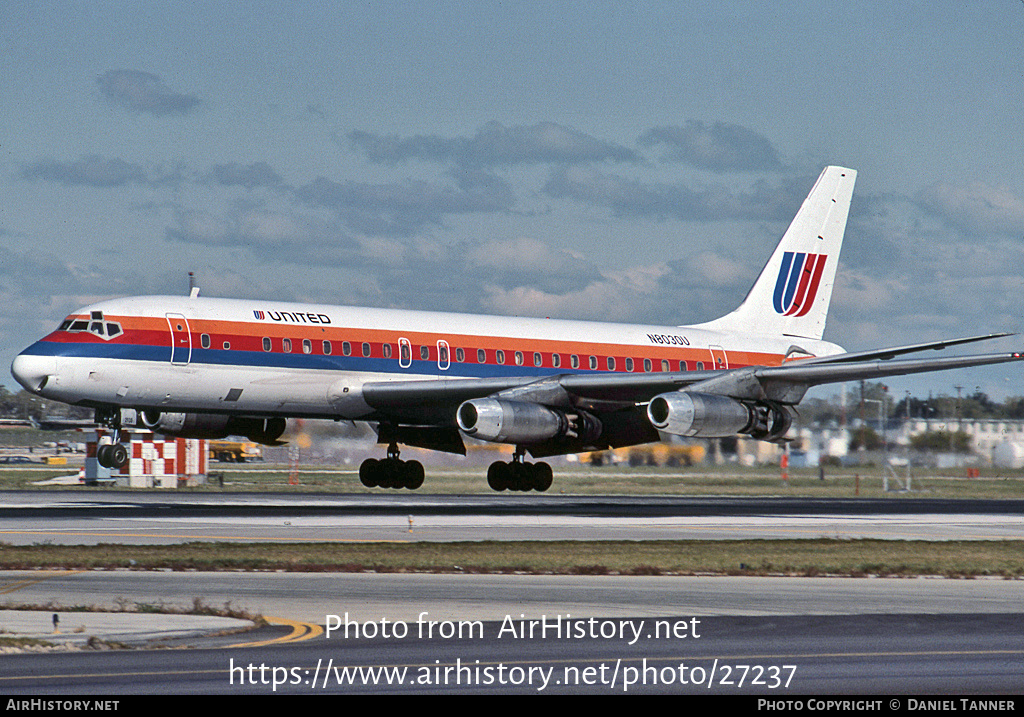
[43,313,789,373]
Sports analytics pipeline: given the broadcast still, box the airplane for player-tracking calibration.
[10,166,1022,491]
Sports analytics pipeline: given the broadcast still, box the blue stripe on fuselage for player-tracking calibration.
[18,339,607,381]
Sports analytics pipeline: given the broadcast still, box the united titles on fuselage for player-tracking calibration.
[254,310,332,324]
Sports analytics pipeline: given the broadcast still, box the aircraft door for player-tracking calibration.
[166,313,192,365]
[437,340,450,371]
[709,345,728,371]
[398,338,412,369]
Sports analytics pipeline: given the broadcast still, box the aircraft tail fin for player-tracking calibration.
[695,166,857,341]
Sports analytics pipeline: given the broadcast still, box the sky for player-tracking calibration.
[3,0,1024,404]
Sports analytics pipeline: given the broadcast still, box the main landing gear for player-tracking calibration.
[487,449,553,492]
[359,443,424,490]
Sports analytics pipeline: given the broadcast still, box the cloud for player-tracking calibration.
[294,171,515,235]
[205,162,286,190]
[19,155,186,189]
[638,121,783,172]
[96,70,201,115]
[348,121,638,168]
[464,236,602,294]
[916,180,1024,237]
[478,263,672,323]
[543,167,803,222]
[20,155,150,187]
[167,207,357,258]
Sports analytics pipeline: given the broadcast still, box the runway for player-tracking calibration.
[2,570,1023,694]
[2,491,1024,544]
[2,490,1022,694]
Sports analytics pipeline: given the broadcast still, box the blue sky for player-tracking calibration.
[3,1,1024,402]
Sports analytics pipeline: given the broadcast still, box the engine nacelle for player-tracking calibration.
[647,392,752,438]
[457,399,566,443]
[647,392,793,441]
[139,411,287,444]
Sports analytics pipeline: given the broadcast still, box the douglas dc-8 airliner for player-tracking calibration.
[11,167,1023,491]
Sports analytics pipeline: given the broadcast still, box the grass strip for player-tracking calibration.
[2,539,1023,577]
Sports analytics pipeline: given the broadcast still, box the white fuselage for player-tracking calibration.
[12,294,845,419]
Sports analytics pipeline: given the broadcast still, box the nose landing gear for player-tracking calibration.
[96,442,129,470]
[94,406,130,469]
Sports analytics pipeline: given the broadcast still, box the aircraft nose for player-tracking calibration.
[10,353,57,394]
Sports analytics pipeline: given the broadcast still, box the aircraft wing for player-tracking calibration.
[787,332,1013,365]
[362,348,1023,412]
[357,339,1021,456]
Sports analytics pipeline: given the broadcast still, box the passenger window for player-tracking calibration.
[383,343,392,359]
[362,342,370,357]
[323,340,332,355]
[420,345,429,361]
[662,359,670,372]
[262,337,272,352]
[496,350,505,364]
[552,353,561,368]
[283,338,292,353]
[695,361,704,370]
[201,334,211,349]
[477,349,486,363]
[533,352,542,367]
[303,339,312,354]
[343,341,352,356]
[571,355,579,369]
[625,357,634,372]
[607,357,616,371]
[644,358,652,372]
[223,341,231,350]
[456,347,465,362]
[515,351,524,365]
[589,355,597,370]
[400,340,412,367]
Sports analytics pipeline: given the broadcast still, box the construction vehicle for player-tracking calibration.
[209,440,263,463]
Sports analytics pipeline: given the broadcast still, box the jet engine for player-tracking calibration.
[646,391,792,441]
[456,399,600,445]
[139,411,287,444]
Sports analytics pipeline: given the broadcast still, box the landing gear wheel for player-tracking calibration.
[405,460,424,490]
[359,458,380,487]
[96,444,112,468]
[533,462,553,492]
[109,443,129,469]
[487,461,510,491]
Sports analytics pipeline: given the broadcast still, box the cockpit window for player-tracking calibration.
[61,316,123,341]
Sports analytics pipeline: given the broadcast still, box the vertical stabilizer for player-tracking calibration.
[695,166,856,341]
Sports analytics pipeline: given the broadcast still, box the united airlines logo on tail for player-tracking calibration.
[773,252,827,317]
